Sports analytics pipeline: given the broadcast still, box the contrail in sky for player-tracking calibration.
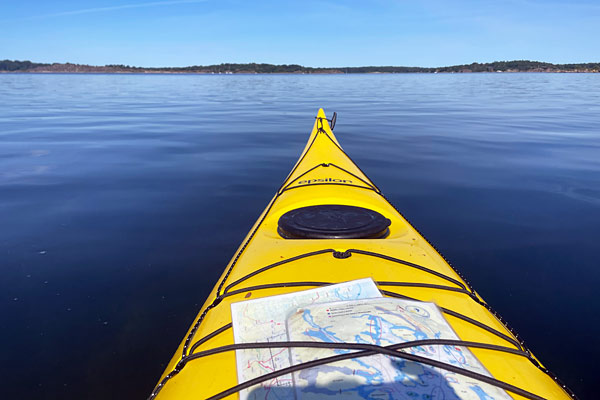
[26,0,208,20]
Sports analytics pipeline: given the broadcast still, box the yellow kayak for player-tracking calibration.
[150,109,574,400]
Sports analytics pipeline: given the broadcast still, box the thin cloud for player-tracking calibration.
[25,0,208,20]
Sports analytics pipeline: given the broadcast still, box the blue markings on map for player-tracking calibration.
[469,385,498,400]
[231,278,384,400]
[300,309,343,344]
[444,344,467,366]
[286,298,512,400]
[295,308,446,397]
[334,285,363,301]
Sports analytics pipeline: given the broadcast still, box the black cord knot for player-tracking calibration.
[173,359,187,373]
[333,250,352,259]
[212,296,223,307]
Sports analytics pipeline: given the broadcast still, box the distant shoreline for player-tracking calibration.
[3,71,599,75]
[1,59,599,74]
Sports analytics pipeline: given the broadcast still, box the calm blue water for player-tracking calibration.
[1,73,599,399]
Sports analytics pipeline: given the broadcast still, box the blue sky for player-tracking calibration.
[1,0,598,67]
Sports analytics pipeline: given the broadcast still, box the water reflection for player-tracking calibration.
[0,73,598,399]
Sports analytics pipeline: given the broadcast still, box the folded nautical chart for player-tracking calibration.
[231,278,382,400]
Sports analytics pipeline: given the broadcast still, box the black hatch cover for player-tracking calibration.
[277,204,391,239]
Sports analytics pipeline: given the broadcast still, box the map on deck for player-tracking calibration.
[231,278,383,400]
[287,298,512,400]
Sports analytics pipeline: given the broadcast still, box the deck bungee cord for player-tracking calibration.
[149,110,577,400]
[150,322,547,400]
[148,253,539,399]
[198,341,541,400]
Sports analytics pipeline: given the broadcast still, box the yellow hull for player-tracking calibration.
[150,109,573,400]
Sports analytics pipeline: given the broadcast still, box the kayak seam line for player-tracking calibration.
[378,193,481,301]
[311,124,532,353]
[172,120,328,391]
[278,125,321,191]
[323,137,577,398]
[178,189,286,363]
[162,122,330,370]
[279,162,324,192]
[316,117,490,320]
[317,125,383,193]
[375,187,573,385]
[364,164,537,352]
[150,113,578,400]
[149,323,237,399]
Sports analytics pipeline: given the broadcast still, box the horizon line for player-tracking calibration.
[3,59,600,69]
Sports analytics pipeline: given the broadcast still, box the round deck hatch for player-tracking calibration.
[277,204,391,239]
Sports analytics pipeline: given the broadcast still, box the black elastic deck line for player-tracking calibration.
[188,323,232,354]
[194,339,543,400]
[327,163,380,193]
[223,280,472,302]
[189,338,528,359]
[312,127,572,387]
[281,181,379,193]
[178,124,332,361]
[223,249,469,295]
[315,119,382,193]
[149,323,236,399]
[278,124,321,189]
[380,290,521,349]
[221,281,330,299]
[378,281,471,294]
[278,162,323,193]
[156,222,569,398]
[150,117,578,400]
[179,194,282,359]
[219,248,522,348]
[178,121,331,360]
[188,279,521,352]
[222,249,334,294]
[150,277,522,399]
[183,280,503,354]
[278,162,380,194]
[348,248,469,292]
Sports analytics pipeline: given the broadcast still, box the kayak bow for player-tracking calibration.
[150,109,574,400]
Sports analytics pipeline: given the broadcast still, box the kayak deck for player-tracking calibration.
[150,109,574,400]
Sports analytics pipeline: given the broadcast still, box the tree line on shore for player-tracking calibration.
[1,59,599,73]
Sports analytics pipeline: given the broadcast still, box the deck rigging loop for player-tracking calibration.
[330,111,337,129]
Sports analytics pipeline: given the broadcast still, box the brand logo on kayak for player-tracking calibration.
[297,178,353,185]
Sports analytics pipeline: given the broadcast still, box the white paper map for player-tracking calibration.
[231,278,383,400]
[287,298,512,400]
